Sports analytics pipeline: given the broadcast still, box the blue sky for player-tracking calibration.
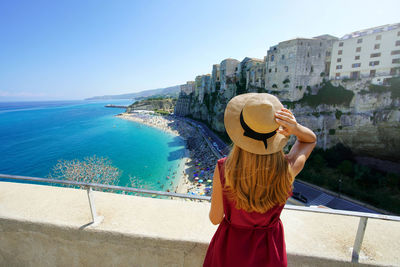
[0,0,399,101]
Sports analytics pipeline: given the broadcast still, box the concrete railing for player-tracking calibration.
[1,178,399,266]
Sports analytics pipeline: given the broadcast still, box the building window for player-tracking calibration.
[370,53,381,58]
[310,66,314,72]
[275,68,277,72]
[338,50,343,55]
[335,73,340,78]
[396,40,400,46]
[352,63,361,68]
[391,50,400,55]
[391,67,400,75]
[269,68,272,73]
[356,47,361,52]
[307,52,310,57]
[284,66,288,72]
[376,35,382,40]
[351,71,360,79]
[320,42,322,46]
[357,38,363,43]
[318,53,321,58]
[369,61,380,66]
[393,58,400,64]
[355,55,360,60]
[300,41,303,45]
[282,55,285,60]
[326,51,331,56]
[336,65,342,69]
[337,58,341,62]
[339,42,344,47]
[374,44,380,49]
[271,55,274,62]
[398,31,400,36]
[370,70,376,77]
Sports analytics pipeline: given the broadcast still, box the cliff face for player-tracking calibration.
[182,77,400,161]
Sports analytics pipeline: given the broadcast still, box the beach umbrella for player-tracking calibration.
[194,173,198,177]
[194,177,199,180]
[199,179,203,183]
[207,179,212,183]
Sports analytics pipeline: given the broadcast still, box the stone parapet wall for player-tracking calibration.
[0,182,399,266]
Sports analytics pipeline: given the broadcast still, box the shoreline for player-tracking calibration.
[117,111,218,197]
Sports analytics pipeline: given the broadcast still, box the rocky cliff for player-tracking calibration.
[127,98,177,113]
[183,77,400,162]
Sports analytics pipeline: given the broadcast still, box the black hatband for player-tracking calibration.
[239,111,277,150]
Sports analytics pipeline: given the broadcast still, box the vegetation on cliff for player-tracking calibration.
[297,144,400,214]
[282,81,355,108]
[128,97,177,114]
[359,77,400,99]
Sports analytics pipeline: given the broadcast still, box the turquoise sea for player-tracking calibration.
[0,100,186,191]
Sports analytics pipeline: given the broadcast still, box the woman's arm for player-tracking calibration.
[275,108,317,177]
[209,164,224,225]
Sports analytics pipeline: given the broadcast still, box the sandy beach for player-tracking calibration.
[117,111,219,197]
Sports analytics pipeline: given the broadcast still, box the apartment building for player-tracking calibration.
[180,81,195,95]
[265,35,337,100]
[174,81,195,116]
[329,23,400,80]
[210,64,220,93]
[199,74,211,103]
[237,57,265,91]
[219,58,240,91]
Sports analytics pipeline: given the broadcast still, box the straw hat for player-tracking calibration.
[224,93,288,155]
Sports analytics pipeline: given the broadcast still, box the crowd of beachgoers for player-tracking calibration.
[117,111,219,198]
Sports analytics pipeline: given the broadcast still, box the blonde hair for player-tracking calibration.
[224,144,294,213]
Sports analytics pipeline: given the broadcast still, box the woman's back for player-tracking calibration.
[203,157,288,267]
[218,157,286,229]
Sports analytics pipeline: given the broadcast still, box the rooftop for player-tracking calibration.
[340,22,400,40]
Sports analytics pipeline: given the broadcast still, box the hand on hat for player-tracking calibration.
[274,108,298,137]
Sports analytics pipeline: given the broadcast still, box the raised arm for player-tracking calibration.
[274,108,317,178]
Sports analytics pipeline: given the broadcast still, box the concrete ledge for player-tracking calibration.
[0,181,399,266]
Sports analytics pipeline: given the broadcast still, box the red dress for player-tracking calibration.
[203,157,288,267]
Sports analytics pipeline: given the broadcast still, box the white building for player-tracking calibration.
[237,57,265,91]
[329,23,400,80]
[265,35,337,101]
[219,58,240,91]
[180,81,195,95]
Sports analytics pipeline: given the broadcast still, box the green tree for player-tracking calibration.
[338,160,353,177]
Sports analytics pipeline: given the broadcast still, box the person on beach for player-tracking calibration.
[203,93,316,267]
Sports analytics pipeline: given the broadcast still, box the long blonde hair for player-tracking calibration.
[224,144,294,213]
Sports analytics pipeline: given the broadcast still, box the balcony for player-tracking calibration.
[0,179,399,266]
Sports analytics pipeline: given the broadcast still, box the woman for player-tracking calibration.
[203,93,316,267]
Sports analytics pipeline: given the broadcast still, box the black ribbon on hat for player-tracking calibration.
[240,110,277,150]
